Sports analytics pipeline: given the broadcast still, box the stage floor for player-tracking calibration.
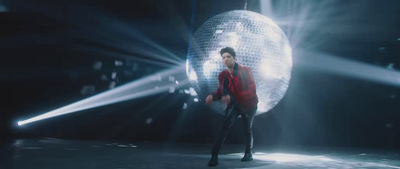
[1,138,400,169]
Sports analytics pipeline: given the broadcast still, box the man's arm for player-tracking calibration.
[211,72,224,100]
[206,72,225,105]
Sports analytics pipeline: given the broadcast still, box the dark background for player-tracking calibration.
[1,0,400,149]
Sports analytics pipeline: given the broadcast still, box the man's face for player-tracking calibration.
[221,52,236,68]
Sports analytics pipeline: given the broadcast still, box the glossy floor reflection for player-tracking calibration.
[1,138,400,169]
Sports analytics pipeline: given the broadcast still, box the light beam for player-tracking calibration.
[18,64,189,126]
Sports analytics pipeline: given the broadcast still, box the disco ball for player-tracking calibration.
[186,10,292,116]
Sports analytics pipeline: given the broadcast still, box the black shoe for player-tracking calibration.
[241,153,253,162]
[208,155,218,167]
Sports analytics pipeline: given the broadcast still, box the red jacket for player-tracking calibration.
[212,63,258,112]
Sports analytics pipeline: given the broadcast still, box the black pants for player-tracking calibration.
[211,104,257,155]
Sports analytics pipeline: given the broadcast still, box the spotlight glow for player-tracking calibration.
[259,1,400,88]
[17,64,189,126]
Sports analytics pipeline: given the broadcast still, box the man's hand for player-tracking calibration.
[206,95,213,105]
[221,95,231,105]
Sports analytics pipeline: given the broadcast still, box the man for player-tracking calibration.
[206,47,258,166]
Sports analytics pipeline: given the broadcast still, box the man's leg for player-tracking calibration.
[240,107,256,161]
[208,107,239,166]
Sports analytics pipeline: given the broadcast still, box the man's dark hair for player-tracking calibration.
[220,47,236,58]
